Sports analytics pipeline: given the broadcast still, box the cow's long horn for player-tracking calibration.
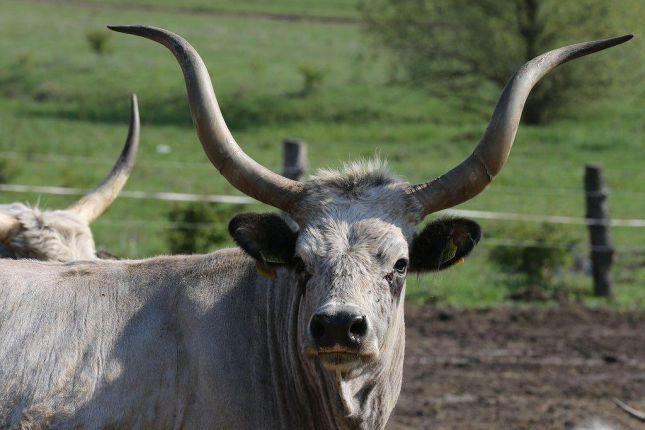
[614,398,645,422]
[108,25,304,212]
[408,35,633,218]
[68,94,140,223]
[0,213,19,242]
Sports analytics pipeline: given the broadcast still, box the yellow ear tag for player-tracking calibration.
[440,239,458,264]
[256,262,278,279]
[455,257,465,265]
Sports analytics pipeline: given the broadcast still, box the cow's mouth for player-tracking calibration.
[306,347,375,371]
[318,351,362,371]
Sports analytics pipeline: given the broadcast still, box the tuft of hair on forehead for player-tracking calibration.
[294,158,423,227]
[306,158,402,195]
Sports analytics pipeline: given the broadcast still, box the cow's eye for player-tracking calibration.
[394,259,408,274]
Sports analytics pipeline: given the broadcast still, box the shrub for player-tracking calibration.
[0,159,20,184]
[166,202,243,254]
[297,64,328,96]
[0,54,35,99]
[488,223,579,299]
[86,30,112,56]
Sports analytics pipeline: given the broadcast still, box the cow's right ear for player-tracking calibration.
[0,213,20,243]
[409,217,481,272]
[228,213,298,273]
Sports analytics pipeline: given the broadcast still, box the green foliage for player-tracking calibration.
[488,224,580,298]
[166,203,242,254]
[360,0,640,124]
[82,0,361,19]
[297,64,328,96]
[0,54,35,99]
[0,0,642,308]
[85,29,113,55]
[0,159,19,184]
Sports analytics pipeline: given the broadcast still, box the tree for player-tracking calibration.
[359,0,636,124]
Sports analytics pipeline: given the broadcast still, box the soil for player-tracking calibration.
[390,305,645,430]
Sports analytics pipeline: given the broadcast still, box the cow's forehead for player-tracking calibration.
[297,217,409,267]
[293,161,420,267]
[293,160,422,227]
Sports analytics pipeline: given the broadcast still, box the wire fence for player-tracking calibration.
[1,149,643,180]
[90,218,645,253]
[1,183,644,228]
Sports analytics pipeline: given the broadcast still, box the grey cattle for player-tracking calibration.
[0,95,139,262]
[0,26,632,429]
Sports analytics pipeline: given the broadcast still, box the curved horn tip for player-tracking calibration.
[107,25,142,33]
[616,34,634,43]
[130,93,139,125]
[107,25,168,39]
[68,93,140,223]
[596,34,633,49]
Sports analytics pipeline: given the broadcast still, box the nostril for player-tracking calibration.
[349,315,368,338]
[310,316,325,340]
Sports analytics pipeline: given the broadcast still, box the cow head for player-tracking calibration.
[109,24,631,421]
[228,170,481,373]
[0,95,139,262]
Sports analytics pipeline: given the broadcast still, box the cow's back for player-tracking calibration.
[0,248,284,428]
[0,257,178,427]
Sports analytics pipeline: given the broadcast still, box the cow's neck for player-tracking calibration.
[264,270,405,429]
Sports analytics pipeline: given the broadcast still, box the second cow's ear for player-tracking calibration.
[409,218,481,272]
[0,213,20,244]
[228,213,298,268]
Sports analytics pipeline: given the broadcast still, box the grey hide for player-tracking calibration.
[0,164,411,429]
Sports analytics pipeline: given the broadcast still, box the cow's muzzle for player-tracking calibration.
[305,304,376,370]
[309,305,368,350]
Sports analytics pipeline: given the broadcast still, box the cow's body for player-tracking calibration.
[0,247,400,429]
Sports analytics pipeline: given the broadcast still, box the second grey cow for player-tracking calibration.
[0,95,139,261]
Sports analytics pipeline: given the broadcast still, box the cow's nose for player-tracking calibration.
[309,308,368,350]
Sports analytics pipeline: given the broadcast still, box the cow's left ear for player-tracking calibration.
[409,218,481,272]
[228,212,298,269]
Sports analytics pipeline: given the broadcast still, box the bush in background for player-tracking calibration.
[297,64,328,96]
[166,202,243,254]
[488,223,580,300]
[0,159,20,184]
[360,0,639,124]
[86,29,113,56]
[0,54,35,99]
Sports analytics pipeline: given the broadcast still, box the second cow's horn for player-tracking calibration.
[69,93,140,223]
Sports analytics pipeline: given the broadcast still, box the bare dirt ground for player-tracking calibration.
[390,305,645,430]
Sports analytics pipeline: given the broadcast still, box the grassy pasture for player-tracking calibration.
[0,0,643,307]
[87,0,361,20]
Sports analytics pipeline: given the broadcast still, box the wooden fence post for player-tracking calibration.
[584,164,614,297]
[282,139,307,181]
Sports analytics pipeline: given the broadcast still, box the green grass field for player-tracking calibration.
[0,0,643,308]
